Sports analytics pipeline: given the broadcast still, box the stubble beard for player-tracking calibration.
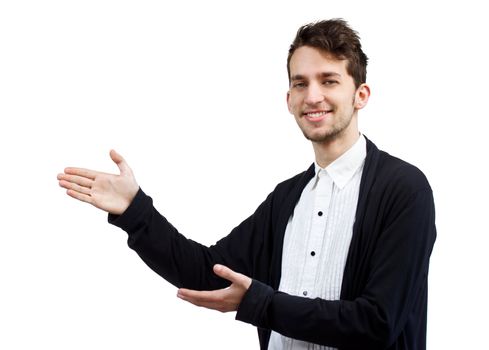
[300,111,354,143]
[300,98,356,143]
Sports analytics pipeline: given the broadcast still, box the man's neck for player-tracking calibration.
[312,132,361,168]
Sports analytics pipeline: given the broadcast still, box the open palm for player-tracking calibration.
[57,150,139,215]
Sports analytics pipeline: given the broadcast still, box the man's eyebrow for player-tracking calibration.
[319,72,342,78]
[290,74,306,81]
[290,72,342,81]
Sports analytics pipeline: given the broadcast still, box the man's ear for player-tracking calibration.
[286,90,293,114]
[354,83,371,110]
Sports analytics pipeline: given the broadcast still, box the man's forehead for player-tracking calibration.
[289,46,347,73]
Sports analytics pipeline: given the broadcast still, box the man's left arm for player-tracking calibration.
[178,187,436,349]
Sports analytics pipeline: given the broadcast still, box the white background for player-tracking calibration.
[1,0,488,348]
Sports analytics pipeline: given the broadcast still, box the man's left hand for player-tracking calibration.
[177,264,252,313]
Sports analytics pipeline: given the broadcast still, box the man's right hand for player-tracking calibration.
[57,150,139,215]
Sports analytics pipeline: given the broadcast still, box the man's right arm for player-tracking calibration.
[108,187,275,292]
[58,150,276,295]
[107,188,230,290]
[57,150,230,290]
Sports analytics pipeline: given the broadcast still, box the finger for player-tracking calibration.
[57,174,93,188]
[177,288,237,313]
[110,149,132,175]
[177,288,225,303]
[58,180,92,195]
[180,298,223,311]
[213,265,252,289]
[213,264,240,283]
[66,189,93,204]
[64,167,98,180]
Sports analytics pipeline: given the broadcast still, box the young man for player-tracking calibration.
[57,19,436,350]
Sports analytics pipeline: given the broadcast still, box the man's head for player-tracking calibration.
[287,19,368,88]
[286,19,370,146]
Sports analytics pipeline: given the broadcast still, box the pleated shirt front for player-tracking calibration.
[268,135,367,350]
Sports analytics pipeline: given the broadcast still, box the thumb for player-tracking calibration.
[213,264,239,283]
[110,149,132,175]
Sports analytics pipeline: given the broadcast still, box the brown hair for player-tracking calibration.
[287,19,368,88]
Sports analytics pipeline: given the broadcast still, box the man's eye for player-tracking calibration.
[292,82,306,88]
[323,80,338,86]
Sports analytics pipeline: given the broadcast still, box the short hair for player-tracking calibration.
[287,19,368,88]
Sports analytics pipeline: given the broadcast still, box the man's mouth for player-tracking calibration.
[303,110,331,122]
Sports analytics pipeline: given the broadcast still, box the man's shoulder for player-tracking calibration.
[374,147,432,195]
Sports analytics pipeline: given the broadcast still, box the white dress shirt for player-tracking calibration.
[268,135,367,350]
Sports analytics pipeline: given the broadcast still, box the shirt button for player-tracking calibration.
[310,251,316,256]
[303,291,308,296]
[318,211,323,216]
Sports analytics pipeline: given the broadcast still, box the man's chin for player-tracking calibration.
[303,130,339,143]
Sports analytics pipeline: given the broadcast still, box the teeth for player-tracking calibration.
[306,111,327,118]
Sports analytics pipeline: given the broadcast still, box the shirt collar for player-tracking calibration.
[314,134,367,190]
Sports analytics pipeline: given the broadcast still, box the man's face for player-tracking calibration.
[287,46,367,144]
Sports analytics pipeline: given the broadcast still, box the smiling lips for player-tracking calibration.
[303,110,332,122]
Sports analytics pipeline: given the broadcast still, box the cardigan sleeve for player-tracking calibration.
[236,186,436,349]
[108,187,275,291]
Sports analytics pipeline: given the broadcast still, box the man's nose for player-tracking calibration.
[304,83,324,105]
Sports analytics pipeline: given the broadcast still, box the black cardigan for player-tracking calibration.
[109,138,436,350]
